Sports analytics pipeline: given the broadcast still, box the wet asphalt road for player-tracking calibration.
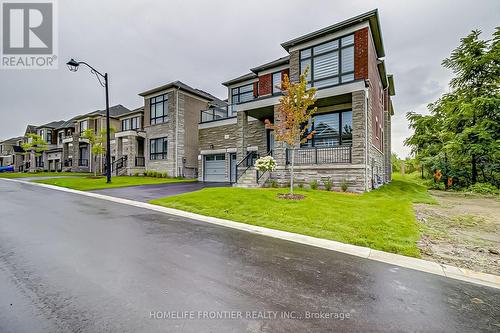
[0,180,499,333]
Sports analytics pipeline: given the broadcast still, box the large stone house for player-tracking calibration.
[197,9,395,192]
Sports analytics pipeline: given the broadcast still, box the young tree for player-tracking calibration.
[265,68,317,195]
[81,128,114,177]
[21,133,48,169]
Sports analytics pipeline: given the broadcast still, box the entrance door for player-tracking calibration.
[266,129,274,153]
[204,154,226,182]
[230,153,237,183]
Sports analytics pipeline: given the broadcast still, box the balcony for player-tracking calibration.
[200,105,236,123]
[286,146,352,165]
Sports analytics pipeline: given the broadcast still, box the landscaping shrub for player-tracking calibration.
[341,179,349,192]
[309,180,318,190]
[297,182,304,189]
[468,183,498,194]
[269,179,278,188]
[323,179,333,191]
[162,172,168,178]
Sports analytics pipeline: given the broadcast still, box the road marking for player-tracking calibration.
[2,177,499,290]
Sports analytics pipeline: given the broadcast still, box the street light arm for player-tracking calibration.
[74,61,106,87]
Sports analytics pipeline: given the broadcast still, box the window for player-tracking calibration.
[46,130,52,144]
[150,137,168,160]
[299,34,355,89]
[205,154,225,161]
[122,117,140,131]
[272,72,282,95]
[231,84,254,104]
[79,120,88,132]
[58,131,63,144]
[302,110,353,147]
[150,94,168,124]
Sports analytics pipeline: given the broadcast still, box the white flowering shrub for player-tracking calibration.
[255,156,276,172]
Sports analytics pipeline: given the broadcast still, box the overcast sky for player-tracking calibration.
[1,0,499,157]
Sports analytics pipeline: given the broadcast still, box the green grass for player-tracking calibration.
[151,173,436,257]
[0,171,90,178]
[34,176,195,191]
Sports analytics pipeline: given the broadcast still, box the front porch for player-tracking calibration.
[113,130,146,175]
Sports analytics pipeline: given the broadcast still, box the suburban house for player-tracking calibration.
[69,104,132,174]
[197,9,395,192]
[0,136,23,167]
[138,81,224,178]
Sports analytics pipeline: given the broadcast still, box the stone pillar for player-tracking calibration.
[272,104,286,167]
[236,111,248,161]
[289,50,300,82]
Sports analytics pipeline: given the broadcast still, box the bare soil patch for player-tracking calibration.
[415,191,500,275]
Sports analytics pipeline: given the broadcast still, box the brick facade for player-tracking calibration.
[258,73,272,96]
[354,27,369,80]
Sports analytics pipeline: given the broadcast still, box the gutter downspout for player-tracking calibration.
[175,87,180,177]
[364,86,369,192]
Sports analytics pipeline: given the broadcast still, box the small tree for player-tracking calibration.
[81,128,114,177]
[265,68,317,195]
[21,133,48,168]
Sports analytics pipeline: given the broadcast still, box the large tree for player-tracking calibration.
[405,28,500,188]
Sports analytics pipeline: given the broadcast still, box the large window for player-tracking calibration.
[46,130,52,144]
[122,116,141,131]
[272,72,282,95]
[79,120,88,133]
[150,94,168,125]
[299,34,355,89]
[231,84,254,104]
[150,137,168,160]
[302,110,353,147]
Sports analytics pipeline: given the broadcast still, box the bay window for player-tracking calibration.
[299,34,355,89]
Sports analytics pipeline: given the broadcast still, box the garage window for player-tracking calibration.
[205,154,225,161]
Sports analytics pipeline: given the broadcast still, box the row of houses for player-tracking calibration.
[0,10,395,192]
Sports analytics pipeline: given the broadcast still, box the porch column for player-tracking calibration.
[236,111,248,161]
[272,104,287,167]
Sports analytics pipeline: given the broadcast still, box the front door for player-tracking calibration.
[266,129,274,153]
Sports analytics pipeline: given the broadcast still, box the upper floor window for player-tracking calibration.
[299,34,355,89]
[150,94,168,125]
[46,130,52,144]
[302,110,353,147]
[79,120,88,133]
[231,84,254,104]
[58,131,63,144]
[150,137,168,160]
[272,72,282,95]
[122,116,141,131]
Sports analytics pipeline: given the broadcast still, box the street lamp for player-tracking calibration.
[66,58,112,184]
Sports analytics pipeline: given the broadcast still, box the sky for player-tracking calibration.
[0,0,499,157]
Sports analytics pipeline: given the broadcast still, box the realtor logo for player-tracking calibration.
[1,0,58,69]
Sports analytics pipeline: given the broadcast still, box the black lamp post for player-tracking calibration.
[66,58,111,184]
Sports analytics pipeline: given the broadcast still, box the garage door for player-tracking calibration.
[204,154,227,182]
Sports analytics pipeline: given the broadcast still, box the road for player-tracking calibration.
[0,179,499,332]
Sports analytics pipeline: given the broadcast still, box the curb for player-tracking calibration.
[2,177,499,290]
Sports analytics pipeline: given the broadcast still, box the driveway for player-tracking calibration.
[90,181,230,201]
[1,179,499,332]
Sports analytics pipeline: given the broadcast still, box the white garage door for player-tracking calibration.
[204,154,226,182]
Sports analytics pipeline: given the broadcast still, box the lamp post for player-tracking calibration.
[66,59,111,184]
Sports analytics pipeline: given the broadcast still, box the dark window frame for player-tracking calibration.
[302,109,353,148]
[150,137,168,160]
[231,83,254,104]
[150,94,168,125]
[299,34,355,90]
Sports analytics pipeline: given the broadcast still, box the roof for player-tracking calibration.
[250,56,290,73]
[138,80,219,101]
[38,120,65,129]
[115,106,144,119]
[281,9,385,58]
[24,125,37,136]
[0,136,23,145]
[222,72,257,87]
[56,115,81,129]
[73,104,133,120]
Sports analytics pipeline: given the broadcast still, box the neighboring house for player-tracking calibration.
[0,136,23,167]
[30,120,66,172]
[198,9,395,192]
[138,81,224,178]
[110,107,146,176]
[69,105,132,174]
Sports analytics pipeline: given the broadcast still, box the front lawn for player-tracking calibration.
[34,176,195,191]
[0,172,90,179]
[151,174,435,257]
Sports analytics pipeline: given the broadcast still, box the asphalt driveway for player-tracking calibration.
[90,181,230,201]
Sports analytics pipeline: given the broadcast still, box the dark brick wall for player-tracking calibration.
[354,27,369,80]
[258,73,272,96]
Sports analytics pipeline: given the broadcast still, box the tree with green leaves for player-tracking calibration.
[81,127,114,177]
[21,133,48,169]
[405,27,500,188]
[265,68,317,195]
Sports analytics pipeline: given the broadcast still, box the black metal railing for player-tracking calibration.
[200,105,236,123]
[286,146,352,165]
[78,159,89,167]
[112,155,128,175]
[135,156,145,167]
[235,151,259,181]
